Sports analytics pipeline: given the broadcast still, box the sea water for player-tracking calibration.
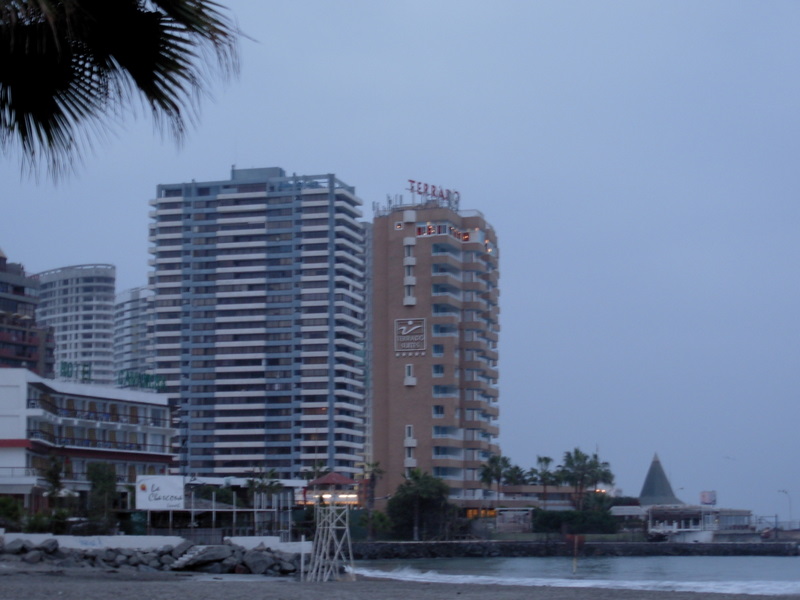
[352,555,800,596]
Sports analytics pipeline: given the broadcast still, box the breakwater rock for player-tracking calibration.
[352,540,800,559]
[0,536,303,576]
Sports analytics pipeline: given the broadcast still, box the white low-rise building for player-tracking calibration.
[0,368,176,512]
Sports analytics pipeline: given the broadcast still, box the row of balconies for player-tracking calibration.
[28,400,169,428]
[28,429,172,454]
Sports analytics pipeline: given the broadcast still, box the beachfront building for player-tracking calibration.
[0,249,54,377]
[370,182,500,507]
[0,368,175,512]
[630,454,755,542]
[35,264,116,386]
[149,166,366,481]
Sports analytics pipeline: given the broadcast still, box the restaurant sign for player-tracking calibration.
[136,476,185,510]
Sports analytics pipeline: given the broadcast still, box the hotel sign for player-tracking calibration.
[407,179,460,210]
[395,318,426,351]
[117,369,166,392]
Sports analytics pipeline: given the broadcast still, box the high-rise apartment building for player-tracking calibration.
[371,185,500,506]
[150,167,366,480]
[35,264,116,385]
[0,249,54,376]
[114,286,155,379]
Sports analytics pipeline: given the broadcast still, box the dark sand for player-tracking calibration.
[0,562,794,600]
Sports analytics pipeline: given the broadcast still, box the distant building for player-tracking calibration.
[370,186,500,507]
[618,453,755,542]
[149,167,366,480]
[35,264,116,385]
[113,286,155,380]
[0,368,175,512]
[0,249,54,376]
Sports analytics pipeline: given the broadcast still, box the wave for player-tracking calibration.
[352,565,800,596]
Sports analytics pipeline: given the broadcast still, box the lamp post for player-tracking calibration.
[779,489,792,529]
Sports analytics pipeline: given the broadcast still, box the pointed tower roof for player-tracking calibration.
[639,453,684,506]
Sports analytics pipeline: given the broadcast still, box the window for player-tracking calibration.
[432,344,444,357]
[433,405,444,418]
[405,424,414,438]
[433,364,444,377]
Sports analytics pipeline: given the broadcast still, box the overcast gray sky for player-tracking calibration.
[2,1,799,520]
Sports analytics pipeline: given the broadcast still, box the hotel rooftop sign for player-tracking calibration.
[407,179,460,211]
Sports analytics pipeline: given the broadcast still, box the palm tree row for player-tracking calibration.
[479,448,615,510]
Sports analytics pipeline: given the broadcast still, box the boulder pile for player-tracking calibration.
[0,537,304,576]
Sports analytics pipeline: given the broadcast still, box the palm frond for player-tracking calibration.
[0,0,239,180]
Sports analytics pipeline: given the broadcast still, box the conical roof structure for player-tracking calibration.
[639,453,684,506]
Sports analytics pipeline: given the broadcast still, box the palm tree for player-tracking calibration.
[302,460,332,482]
[0,0,239,179]
[502,464,528,486]
[247,467,283,532]
[479,454,511,507]
[535,455,557,511]
[557,448,594,511]
[587,452,614,508]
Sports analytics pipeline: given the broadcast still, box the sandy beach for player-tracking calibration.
[0,562,794,600]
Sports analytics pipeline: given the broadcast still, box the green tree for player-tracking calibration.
[194,483,234,505]
[503,464,528,486]
[557,448,615,511]
[247,468,282,505]
[357,509,392,540]
[41,454,64,508]
[557,448,593,511]
[363,461,384,541]
[302,460,331,482]
[588,452,614,494]
[0,0,239,179]
[0,496,23,530]
[87,461,118,525]
[534,455,558,510]
[246,467,283,532]
[479,455,511,506]
[387,469,452,541]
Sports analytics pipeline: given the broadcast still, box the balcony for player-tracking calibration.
[28,430,172,454]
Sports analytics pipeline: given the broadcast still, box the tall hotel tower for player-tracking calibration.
[371,183,500,506]
[149,167,366,480]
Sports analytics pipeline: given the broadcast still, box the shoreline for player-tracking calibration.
[352,540,800,559]
[0,563,791,600]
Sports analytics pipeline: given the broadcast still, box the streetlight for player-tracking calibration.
[778,490,792,528]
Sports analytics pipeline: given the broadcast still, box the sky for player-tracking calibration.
[2,1,799,522]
